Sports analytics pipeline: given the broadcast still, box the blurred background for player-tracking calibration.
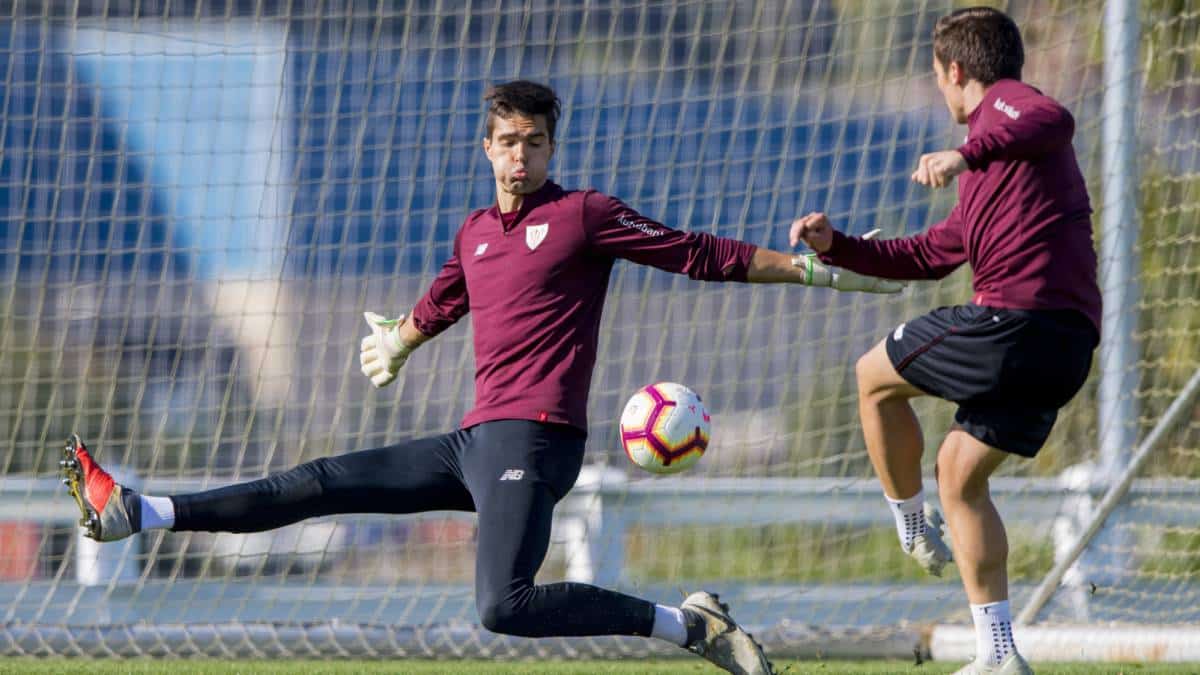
[0,0,1196,660]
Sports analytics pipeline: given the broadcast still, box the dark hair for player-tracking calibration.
[933,7,1024,85]
[484,80,562,142]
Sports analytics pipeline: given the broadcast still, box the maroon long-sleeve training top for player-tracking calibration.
[410,181,757,431]
[819,79,1101,331]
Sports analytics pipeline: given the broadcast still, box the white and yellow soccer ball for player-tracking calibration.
[619,382,711,474]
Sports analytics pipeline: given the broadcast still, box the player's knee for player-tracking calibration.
[854,353,875,391]
[477,596,525,636]
[855,349,893,399]
[477,600,507,634]
[936,460,988,504]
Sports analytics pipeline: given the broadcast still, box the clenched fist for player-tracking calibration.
[911,150,968,188]
[789,212,835,253]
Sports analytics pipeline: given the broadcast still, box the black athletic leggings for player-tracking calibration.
[170,420,656,638]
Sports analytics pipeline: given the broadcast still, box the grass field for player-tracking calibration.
[1,660,1199,674]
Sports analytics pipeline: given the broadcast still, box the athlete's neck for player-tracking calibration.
[962,80,990,118]
[495,178,549,213]
[496,190,523,214]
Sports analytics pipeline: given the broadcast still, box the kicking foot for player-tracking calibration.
[60,434,139,542]
[908,502,953,577]
[681,591,774,675]
[953,653,1034,674]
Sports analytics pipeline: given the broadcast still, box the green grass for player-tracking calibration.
[1,660,1199,674]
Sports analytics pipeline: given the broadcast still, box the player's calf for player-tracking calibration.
[60,434,140,542]
[680,591,774,675]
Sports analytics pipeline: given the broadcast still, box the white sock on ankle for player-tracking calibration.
[650,604,688,646]
[971,600,1016,666]
[885,488,926,551]
[140,495,175,531]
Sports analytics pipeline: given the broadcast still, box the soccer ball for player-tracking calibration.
[619,382,711,474]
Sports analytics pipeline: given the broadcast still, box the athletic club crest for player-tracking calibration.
[525,223,549,250]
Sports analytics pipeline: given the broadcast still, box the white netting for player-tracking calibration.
[0,0,1196,658]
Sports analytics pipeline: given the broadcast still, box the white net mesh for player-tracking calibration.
[0,0,1196,658]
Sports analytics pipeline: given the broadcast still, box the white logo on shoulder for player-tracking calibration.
[525,223,549,250]
[893,323,906,342]
[499,469,525,481]
[474,242,488,256]
[993,97,1020,120]
[617,215,664,237]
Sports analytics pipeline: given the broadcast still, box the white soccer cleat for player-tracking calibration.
[953,653,1034,675]
[907,502,954,576]
[60,434,138,542]
[681,591,774,675]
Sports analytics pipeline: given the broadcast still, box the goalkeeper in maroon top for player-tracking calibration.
[61,80,902,674]
[792,9,1099,675]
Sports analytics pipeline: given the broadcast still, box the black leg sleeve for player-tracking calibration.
[171,431,473,533]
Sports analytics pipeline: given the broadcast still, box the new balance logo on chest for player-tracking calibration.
[499,469,525,481]
[474,242,489,256]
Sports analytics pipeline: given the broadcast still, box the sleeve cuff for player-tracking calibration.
[409,311,441,338]
[956,142,982,170]
[817,229,849,265]
[733,242,758,282]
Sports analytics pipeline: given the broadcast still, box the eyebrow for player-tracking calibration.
[496,130,548,140]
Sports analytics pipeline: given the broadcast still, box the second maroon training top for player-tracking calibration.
[410,181,757,431]
[819,79,1101,331]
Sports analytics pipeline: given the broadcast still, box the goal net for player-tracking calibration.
[0,0,1196,659]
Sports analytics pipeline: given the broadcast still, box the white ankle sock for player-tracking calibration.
[650,604,688,646]
[140,495,175,531]
[971,600,1016,666]
[885,489,926,551]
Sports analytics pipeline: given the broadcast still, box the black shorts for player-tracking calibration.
[885,304,1099,457]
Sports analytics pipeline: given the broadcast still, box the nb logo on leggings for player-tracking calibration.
[499,469,525,481]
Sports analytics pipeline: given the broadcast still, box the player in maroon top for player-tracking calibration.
[62,80,903,674]
[792,9,1099,675]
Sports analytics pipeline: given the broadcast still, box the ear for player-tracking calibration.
[483,136,492,156]
[948,60,966,87]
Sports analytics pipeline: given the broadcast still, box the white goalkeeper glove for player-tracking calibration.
[791,228,906,294]
[360,312,416,388]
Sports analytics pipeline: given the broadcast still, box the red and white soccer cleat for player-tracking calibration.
[60,434,137,542]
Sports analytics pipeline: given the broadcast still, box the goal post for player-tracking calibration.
[0,0,1197,660]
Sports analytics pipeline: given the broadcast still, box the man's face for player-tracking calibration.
[934,55,968,124]
[484,113,554,198]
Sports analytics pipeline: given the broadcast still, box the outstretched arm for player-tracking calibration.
[584,191,900,293]
[791,211,967,281]
[583,191,756,282]
[746,233,904,293]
